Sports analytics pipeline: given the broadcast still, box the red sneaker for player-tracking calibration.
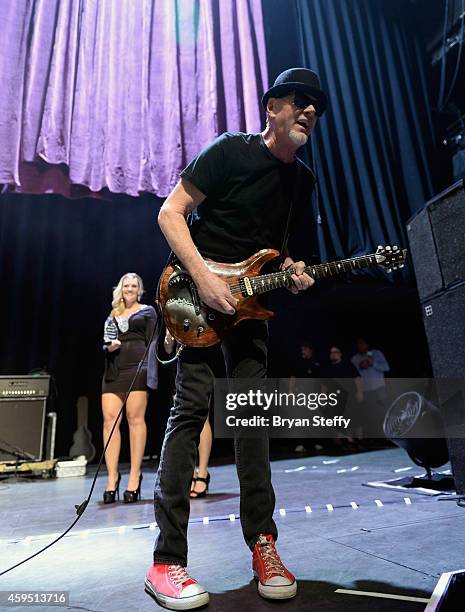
[252,534,297,600]
[145,563,209,610]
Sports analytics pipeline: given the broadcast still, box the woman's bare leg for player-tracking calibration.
[102,392,124,489]
[125,390,148,491]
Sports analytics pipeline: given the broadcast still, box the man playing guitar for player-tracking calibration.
[145,68,327,610]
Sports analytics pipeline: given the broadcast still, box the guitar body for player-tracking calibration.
[159,249,279,348]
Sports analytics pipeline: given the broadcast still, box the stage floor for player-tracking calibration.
[1,448,463,611]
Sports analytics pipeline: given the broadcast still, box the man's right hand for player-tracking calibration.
[164,330,176,354]
[195,270,238,315]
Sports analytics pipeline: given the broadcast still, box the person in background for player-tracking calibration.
[320,346,364,450]
[351,337,390,440]
[290,340,321,453]
[101,273,157,504]
[323,346,363,386]
[293,340,321,378]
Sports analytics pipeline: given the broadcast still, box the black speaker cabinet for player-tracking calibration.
[422,286,465,495]
[441,391,465,496]
[407,179,465,300]
[407,206,443,300]
[0,398,47,462]
[429,181,465,287]
[422,284,465,378]
[409,182,465,496]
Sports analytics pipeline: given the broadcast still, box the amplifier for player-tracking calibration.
[0,375,50,398]
[428,180,465,287]
[0,398,47,462]
[407,179,465,300]
[422,284,465,378]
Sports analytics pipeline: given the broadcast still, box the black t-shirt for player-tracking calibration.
[320,361,360,379]
[180,132,315,263]
[293,357,321,378]
[319,360,360,413]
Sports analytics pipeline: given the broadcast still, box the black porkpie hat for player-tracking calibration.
[261,67,328,117]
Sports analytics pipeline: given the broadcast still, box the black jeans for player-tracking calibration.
[153,320,277,566]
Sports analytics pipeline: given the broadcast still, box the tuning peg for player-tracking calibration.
[386,268,392,273]
[393,245,398,250]
[400,264,404,268]
[377,245,383,249]
[386,246,392,251]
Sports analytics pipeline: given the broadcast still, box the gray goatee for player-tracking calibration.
[289,129,308,147]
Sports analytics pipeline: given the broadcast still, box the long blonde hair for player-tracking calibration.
[110,273,144,317]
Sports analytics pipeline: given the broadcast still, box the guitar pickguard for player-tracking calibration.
[165,266,211,337]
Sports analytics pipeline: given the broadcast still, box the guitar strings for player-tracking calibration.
[226,254,386,294]
[224,250,402,295]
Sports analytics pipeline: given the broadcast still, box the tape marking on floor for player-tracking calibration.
[335,588,430,603]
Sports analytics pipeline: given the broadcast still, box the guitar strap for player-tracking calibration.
[162,161,302,276]
[277,161,302,269]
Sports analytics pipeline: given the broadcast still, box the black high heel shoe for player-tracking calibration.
[190,471,210,499]
[103,472,121,504]
[124,473,143,503]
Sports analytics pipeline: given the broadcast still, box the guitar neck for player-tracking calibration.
[305,254,379,279]
[248,254,379,295]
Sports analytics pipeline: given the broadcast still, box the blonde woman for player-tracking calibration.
[102,273,157,504]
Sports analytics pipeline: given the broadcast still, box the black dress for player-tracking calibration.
[102,305,158,393]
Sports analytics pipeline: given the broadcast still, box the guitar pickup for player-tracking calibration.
[239,277,254,297]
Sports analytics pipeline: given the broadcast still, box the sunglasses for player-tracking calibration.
[292,92,320,114]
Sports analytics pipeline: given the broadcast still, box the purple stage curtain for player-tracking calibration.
[0,0,268,197]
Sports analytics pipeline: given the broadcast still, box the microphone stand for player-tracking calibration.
[0,439,36,482]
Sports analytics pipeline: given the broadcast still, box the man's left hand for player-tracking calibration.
[282,257,315,294]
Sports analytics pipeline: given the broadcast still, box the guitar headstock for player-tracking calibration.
[374,245,407,272]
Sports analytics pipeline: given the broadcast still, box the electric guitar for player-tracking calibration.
[158,246,407,348]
